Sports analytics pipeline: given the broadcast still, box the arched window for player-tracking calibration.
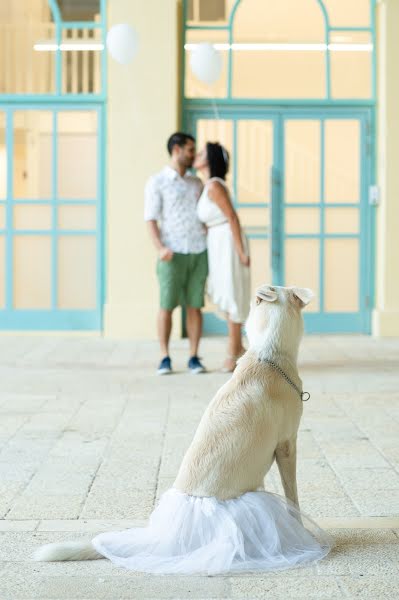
[184,0,375,100]
[0,1,106,330]
[0,0,105,96]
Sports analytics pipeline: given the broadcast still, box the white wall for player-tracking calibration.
[373,0,399,336]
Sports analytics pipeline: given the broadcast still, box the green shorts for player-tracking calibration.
[157,250,208,310]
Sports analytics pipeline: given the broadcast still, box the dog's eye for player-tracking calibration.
[255,297,262,305]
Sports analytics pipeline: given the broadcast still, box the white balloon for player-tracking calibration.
[189,42,222,85]
[106,24,138,65]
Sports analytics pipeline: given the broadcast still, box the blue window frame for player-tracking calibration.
[0,1,107,330]
[0,103,105,330]
[182,1,376,334]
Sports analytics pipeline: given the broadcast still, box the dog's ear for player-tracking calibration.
[256,286,278,303]
[291,287,314,308]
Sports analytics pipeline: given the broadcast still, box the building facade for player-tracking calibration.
[0,0,398,337]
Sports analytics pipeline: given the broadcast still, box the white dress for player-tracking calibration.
[197,178,251,324]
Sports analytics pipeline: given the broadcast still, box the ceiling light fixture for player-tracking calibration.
[184,42,373,52]
[34,42,104,51]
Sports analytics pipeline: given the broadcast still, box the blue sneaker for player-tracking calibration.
[157,356,172,375]
[188,356,206,374]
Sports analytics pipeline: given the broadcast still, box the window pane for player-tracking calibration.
[13,235,51,308]
[331,45,372,99]
[57,0,100,22]
[0,236,5,308]
[285,239,319,312]
[61,28,102,94]
[324,239,359,312]
[285,208,320,234]
[199,0,225,22]
[58,236,96,308]
[233,0,325,43]
[58,205,96,230]
[325,208,359,234]
[0,2,56,94]
[187,0,194,21]
[285,121,321,203]
[323,0,371,27]
[237,120,273,203]
[0,206,5,229]
[233,51,325,99]
[324,120,360,203]
[232,0,325,98]
[57,111,98,199]
[0,113,6,199]
[330,30,372,44]
[14,205,52,230]
[13,111,53,200]
[238,208,269,229]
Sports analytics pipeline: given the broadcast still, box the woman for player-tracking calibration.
[195,142,251,372]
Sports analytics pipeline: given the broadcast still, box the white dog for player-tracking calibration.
[34,285,331,574]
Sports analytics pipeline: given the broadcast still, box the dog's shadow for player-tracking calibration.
[227,530,398,578]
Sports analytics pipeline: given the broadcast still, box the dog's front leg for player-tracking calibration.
[275,436,300,510]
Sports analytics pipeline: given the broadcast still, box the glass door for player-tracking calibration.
[189,109,372,334]
[281,113,371,333]
[0,105,103,330]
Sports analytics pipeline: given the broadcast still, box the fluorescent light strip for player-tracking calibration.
[34,43,59,51]
[34,42,104,51]
[185,42,373,52]
[34,41,373,53]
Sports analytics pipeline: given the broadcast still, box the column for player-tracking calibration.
[104,0,181,338]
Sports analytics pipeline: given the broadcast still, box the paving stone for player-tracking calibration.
[230,575,342,598]
[340,575,399,598]
[36,519,146,532]
[7,495,86,520]
[316,529,399,575]
[0,520,38,532]
[81,490,155,520]
[0,567,231,599]
[334,468,399,490]
[0,335,399,599]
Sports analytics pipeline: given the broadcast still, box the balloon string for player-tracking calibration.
[211,94,220,121]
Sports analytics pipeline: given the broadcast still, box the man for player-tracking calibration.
[144,132,208,375]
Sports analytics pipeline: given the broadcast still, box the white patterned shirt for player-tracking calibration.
[144,166,207,254]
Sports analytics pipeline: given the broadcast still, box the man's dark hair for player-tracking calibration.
[167,132,195,156]
[206,142,229,180]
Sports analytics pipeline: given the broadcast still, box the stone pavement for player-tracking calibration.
[0,334,398,599]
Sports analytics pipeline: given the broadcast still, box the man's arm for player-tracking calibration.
[144,177,173,262]
[147,220,173,261]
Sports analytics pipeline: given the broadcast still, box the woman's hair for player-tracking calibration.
[206,142,229,180]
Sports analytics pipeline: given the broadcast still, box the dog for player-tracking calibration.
[34,284,313,563]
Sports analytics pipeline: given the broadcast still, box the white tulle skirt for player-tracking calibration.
[92,489,332,575]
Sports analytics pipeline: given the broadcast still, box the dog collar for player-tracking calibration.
[259,358,310,402]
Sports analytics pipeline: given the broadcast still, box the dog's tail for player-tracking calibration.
[33,540,103,562]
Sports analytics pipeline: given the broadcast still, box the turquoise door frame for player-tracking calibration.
[185,105,375,335]
[0,101,105,330]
